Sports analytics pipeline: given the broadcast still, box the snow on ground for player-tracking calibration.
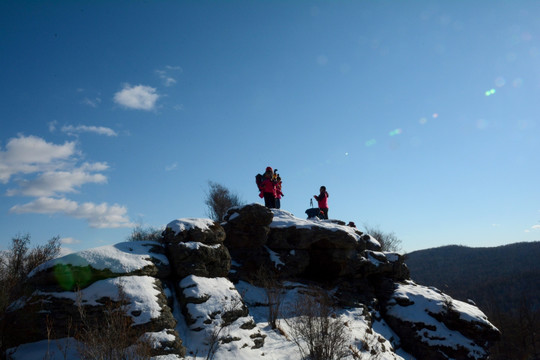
[7,338,80,360]
[37,275,162,325]
[7,337,182,360]
[387,281,495,359]
[166,218,216,235]
[28,241,168,277]
[270,208,381,248]
[235,280,409,360]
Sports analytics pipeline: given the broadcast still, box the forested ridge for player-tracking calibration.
[407,241,540,359]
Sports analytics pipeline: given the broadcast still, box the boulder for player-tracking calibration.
[223,204,273,248]
[163,218,225,245]
[382,281,500,360]
[167,242,231,278]
[3,276,186,357]
[163,218,231,278]
[26,241,170,292]
[177,275,265,350]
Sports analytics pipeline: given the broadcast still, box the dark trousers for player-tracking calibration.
[264,192,276,208]
[320,208,329,219]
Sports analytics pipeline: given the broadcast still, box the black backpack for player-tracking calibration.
[255,174,263,191]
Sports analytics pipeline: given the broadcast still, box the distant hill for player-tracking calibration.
[406,241,540,312]
[406,241,540,359]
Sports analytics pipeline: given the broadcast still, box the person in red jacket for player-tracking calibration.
[275,174,283,209]
[314,186,329,219]
[260,167,277,208]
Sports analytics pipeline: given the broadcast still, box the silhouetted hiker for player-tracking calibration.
[314,186,329,219]
[259,166,277,208]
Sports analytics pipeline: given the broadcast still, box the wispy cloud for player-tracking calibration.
[81,97,102,108]
[113,84,159,110]
[532,225,540,230]
[6,162,108,197]
[61,124,118,137]
[10,197,133,228]
[0,135,75,183]
[165,162,178,171]
[156,65,182,87]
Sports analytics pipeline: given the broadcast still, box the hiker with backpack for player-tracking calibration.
[256,167,277,208]
[314,186,329,219]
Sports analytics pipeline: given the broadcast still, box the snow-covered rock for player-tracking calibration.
[27,241,170,291]
[384,281,500,360]
[3,203,500,360]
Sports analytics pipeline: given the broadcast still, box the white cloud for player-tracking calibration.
[10,197,133,228]
[0,135,76,183]
[61,237,81,245]
[113,84,159,110]
[532,225,540,230]
[61,124,117,137]
[2,135,132,229]
[6,164,108,197]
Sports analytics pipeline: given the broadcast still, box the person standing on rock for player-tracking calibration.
[274,172,283,209]
[260,166,277,208]
[314,186,329,219]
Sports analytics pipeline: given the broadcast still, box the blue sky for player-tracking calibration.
[1,0,539,253]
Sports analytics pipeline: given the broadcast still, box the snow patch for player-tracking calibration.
[38,275,162,325]
[29,241,167,277]
[166,218,215,235]
[264,246,284,268]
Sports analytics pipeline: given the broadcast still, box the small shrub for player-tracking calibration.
[75,284,152,360]
[363,225,402,252]
[285,287,350,360]
[256,266,284,330]
[127,225,163,242]
[205,181,244,222]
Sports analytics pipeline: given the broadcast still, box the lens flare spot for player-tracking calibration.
[495,77,506,87]
[485,89,496,96]
[365,139,377,147]
[513,78,523,88]
[54,263,93,290]
[389,128,402,136]
[432,113,439,119]
[419,117,428,125]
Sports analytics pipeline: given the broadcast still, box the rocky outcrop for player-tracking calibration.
[3,242,185,358]
[224,205,408,284]
[382,281,501,360]
[3,204,500,360]
[163,218,231,279]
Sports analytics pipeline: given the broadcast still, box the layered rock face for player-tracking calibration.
[2,204,500,360]
[2,241,184,358]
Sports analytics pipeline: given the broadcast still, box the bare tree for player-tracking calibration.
[0,234,60,313]
[205,181,244,222]
[363,225,402,252]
